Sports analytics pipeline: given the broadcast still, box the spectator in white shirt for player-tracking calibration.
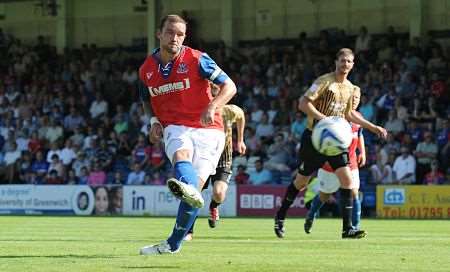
[89,92,108,119]
[59,139,77,166]
[393,146,416,184]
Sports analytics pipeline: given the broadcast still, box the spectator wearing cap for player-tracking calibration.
[393,146,416,184]
[414,131,438,184]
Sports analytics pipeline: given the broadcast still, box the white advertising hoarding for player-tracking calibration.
[0,185,95,215]
[122,185,237,216]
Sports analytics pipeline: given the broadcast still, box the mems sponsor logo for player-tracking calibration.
[148,78,190,96]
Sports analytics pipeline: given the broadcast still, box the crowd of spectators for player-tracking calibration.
[0,25,449,187]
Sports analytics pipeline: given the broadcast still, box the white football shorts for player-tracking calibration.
[317,168,360,194]
[163,125,225,182]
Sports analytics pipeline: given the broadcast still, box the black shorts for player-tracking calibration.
[297,129,349,176]
[202,167,232,190]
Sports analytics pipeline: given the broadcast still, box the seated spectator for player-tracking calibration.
[244,127,261,155]
[414,131,438,184]
[290,112,306,141]
[45,169,64,185]
[78,166,89,185]
[87,161,106,186]
[146,171,165,185]
[384,109,405,136]
[265,133,291,171]
[249,160,272,185]
[110,171,125,185]
[17,151,33,183]
[96,139,113,171]
[359,95,376,122]
[72,151,90,178]
[66,169,79,184]
[383,133,401,155]
[45,118,63,144]
[393,146,416,184]
[424,160,445,185]
[31,150,49,184]
[27,131,42,155]
[255,112,275,140]
[405,119,423,146]
[46,141,62,164]
[4,142,21,183]
[89,92,108,120]
[436,118,449,148]
[370,152,394,184]
[60,139,77,166]
[131,133,148,168]
[234,165,250,185]
[145,140,166,173]
[63,107,85,132]
[127,163,145,185]
[48,154,65,179]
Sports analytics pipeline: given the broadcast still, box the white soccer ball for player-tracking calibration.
[311,116,353,156]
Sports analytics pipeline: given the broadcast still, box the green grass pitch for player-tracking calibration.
[0,216,449,272]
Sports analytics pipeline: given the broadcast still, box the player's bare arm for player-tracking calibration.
[235,107,246,155]
[346,110,387,139]
[298,96,326,121]
[358,132,366,167]
[201,78,236,126]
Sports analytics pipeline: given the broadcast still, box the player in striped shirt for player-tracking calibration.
[185,84,246,240]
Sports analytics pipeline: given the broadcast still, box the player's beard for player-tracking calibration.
[162,44,181,55]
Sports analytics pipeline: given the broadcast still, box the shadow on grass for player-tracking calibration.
[0,254,119,259]
[121,266,180,269]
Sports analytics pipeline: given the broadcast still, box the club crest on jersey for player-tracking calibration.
[177,63,188,74]
[146,72,153,80]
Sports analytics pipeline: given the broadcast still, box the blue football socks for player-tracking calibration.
[174,160,199,187]
[167,201,199,250]
[167,160,200,251]
[352,197,361,229]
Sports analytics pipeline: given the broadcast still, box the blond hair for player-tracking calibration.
[336,48,354,60]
